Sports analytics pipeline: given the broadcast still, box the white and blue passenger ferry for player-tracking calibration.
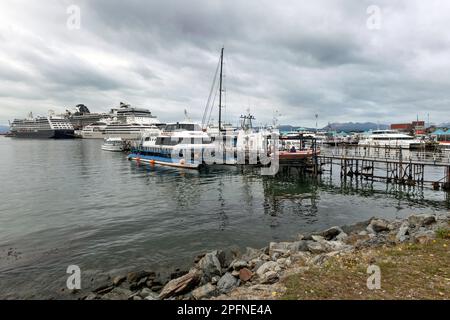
[128,122,216,169]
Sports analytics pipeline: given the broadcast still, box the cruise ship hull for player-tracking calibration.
[12,129,75,139]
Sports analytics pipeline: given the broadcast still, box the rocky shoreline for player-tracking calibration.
[81,212,449,300]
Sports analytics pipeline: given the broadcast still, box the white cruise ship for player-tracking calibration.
[358,130,423,149]
[104,123,162,140]
[81,103,163,140]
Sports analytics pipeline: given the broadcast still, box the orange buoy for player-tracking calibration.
[150,159,155,166]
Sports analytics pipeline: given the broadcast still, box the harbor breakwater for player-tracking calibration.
[79,212,449,300]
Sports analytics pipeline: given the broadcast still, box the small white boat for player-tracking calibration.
[101,137,125,152]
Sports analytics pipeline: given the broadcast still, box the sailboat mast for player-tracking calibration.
[218,47,224,132]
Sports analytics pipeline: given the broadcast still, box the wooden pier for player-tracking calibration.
[317,146,450,191]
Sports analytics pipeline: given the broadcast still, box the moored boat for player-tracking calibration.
[101,137,125,152]
[128,122,216,169]
[358,130,424,149]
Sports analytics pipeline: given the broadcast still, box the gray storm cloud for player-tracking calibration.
[0,0,449,126]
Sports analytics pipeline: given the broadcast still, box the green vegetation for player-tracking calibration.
[282,238,449,300]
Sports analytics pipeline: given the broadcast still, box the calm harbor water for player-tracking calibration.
[0,137,449,299]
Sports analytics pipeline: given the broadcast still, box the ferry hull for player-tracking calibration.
[11,129,75,139]
[128,153,202,169]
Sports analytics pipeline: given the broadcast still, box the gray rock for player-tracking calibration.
[411,230,436,243]
[211,276,220,285]
[192,283,217,300]
[260,271,279,284]
[112,275,126,286]
[268,241,309,256]
[259,254,270,261]
[325,240,353,252]
[93,284,114,295]
[144,292,160,300]
[217,273,240,294]
[242,247,262,261]
[307,241,326,254]
[101,287,133,300]
[335,232,348,241]
[126,271,154,284]
[198,252,222,282]
[256,261,278,277]
[408,214,436,228]
[396,221,410,242]
[271,252,281,261]
[311,235,325,242]
[253,259,266,272]
[284,257,292,267]
[320,226,345,240]
[369,219,390,233]
[150,285,163,292]
[229,260,249,270]
[84,293,99,300]
[139,288,159,300]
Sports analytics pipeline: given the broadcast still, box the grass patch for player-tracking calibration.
[282,238,449,300]
[435,227,450,239]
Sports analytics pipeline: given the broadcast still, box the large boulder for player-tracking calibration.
[217,273,240,294]
[198,252,222,282]
[320,226,345,241]
[368,219,390,233]
[159,269,201,299]
[307,241,327,254]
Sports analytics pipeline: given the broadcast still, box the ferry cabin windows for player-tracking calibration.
[164,123,202,132]
[155,137,212,146]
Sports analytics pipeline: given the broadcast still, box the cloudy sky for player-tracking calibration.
[0,0,449,127]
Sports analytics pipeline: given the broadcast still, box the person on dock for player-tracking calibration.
[290,145,296,153]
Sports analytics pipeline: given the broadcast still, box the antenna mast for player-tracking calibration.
[218,47,224,132]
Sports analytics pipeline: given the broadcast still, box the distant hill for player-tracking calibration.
[0,125,9,133]
[322,122,389,132]
[278,125,316,132]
